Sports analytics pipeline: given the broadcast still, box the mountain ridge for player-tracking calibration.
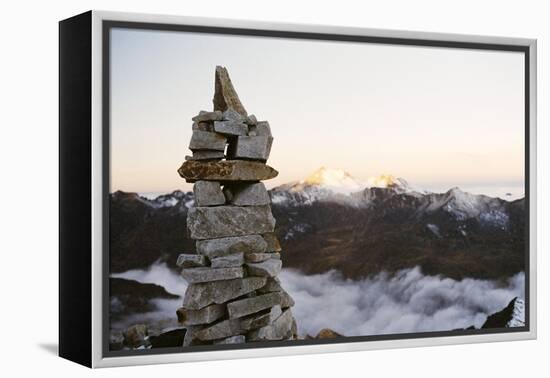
[109,168,525,281]
[133,168,522,210]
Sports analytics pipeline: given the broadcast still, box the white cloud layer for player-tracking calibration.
[280,267,524,337]
[111,263,524,337]
[112,262,187,296]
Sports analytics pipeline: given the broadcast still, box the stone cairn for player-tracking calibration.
[175,66,297,346]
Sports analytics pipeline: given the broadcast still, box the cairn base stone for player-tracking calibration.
[197,319,242,341]
[227,292,282,319]
[182,325,204,346]
[183,277,267,310]
[177,304,226,326]
[240,305,282,331]
[248,309,294,341]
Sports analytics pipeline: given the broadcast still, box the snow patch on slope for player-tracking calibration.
[508,298,525,327]
[426,224,442,238]
[137,190,195,210]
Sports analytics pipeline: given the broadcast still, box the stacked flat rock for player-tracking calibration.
[176,66,297,346]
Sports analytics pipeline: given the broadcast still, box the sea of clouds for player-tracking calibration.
[111,263,524,336]
[281,268,524,336]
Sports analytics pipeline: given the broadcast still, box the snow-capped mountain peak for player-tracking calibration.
[302,167,363,194]
[271,168,427,206]
[270,169,512,228]
[366,174,419,194]
[270,167,365,206]
[419,186,510,227]
[367,174,401,188]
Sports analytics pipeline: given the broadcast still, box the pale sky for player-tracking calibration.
[110,28,525,196]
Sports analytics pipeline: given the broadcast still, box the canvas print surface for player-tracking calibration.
[107,27,527,352]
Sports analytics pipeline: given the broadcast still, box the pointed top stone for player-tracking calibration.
[213,66,247,117]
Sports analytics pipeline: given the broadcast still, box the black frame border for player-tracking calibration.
[101,20,531,359]
[59,10,93,367]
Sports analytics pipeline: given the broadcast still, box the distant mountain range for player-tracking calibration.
[110,167,525,280]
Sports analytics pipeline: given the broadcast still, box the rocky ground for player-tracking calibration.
[110,295,525,351]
